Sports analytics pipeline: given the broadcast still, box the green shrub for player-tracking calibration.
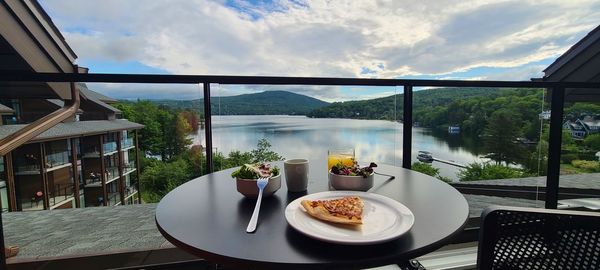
[458,162,529,181]
[412,162,453,182]
[561,153,579,164]
[411,162,439,177]
[571,160,600,172]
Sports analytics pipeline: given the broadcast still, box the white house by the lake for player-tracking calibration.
[563,116,600,139]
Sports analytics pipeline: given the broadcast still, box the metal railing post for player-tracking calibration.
[546,87,565,209]
[402,85,413,169]
[203,83,214,173]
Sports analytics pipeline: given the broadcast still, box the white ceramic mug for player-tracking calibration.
[284,159,309,192]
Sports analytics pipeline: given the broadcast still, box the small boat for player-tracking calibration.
[417,151,433,163]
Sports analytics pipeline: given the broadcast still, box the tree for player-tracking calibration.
[140,157,191,202]
[584,133,600,151]
[251,138,284,162]
[115,101,194,161]
[174,113,193,154]
[483,110,524,165]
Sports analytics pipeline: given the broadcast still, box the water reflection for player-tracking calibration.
[193,115,488,180]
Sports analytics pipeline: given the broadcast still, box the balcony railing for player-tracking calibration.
[124,182,138,198]
[3,73,600,207]
[15,164,40,173]
[46,151,70,168]
[107,192,121,206]
[124,160,136,174]
[122,138,134,149]
[105,167,120,183]
[49,183,74,206]
[103,142,117,153]
[2,72,600,266]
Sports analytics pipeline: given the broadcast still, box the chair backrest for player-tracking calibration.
[477,205,600,270]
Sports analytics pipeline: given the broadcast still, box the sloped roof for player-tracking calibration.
[542,25,600,102]
[46,99,84,113]
[78,83,118,104]
[579,118,600,127]
[544,25,600,79]
[0,119,143,143]
[0,103,14,115]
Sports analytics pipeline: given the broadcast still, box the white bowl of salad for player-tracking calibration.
[232,163,281,198]
[329,162,376,191]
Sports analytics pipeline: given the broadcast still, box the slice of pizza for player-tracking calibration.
[300,196,364,225]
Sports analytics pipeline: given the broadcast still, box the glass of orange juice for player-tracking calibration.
[327,148,355,171]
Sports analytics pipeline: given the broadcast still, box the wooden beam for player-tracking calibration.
[99,135,107,206]
[117,132,125,205]
[70,138,80,208]
[4,153,16,212]
[134,130,141,204]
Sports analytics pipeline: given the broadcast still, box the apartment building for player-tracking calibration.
[0,0,143,212]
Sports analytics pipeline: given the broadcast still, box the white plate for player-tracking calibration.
[285,191,415,245]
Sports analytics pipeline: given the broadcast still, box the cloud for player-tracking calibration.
[39,0,600,100]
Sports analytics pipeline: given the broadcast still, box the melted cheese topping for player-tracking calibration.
[310,196,363,220]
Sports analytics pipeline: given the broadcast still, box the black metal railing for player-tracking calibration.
[1,72,600,261]
[49,183,74,206]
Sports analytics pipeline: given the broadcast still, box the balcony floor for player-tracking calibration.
[3,204,171,260]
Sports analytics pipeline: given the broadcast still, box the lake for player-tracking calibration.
[193,115,489,181]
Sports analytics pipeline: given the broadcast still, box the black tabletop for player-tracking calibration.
[155,161,469,270]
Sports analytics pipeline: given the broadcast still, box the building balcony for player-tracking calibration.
[123,160,136,175]
[107,192,121,206]
[48,183,75,209]
[14,164,41,175]
[122,138,134,150]
[45,151,71,170]
[103,142,118,155]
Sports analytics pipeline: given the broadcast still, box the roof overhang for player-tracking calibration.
[541,25,600,102]
[0,0,77,100]
[0,119,144,143]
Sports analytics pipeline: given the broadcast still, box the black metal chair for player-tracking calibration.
[477,205,600,270]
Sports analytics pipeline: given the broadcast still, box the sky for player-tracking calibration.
[39,0,600,101]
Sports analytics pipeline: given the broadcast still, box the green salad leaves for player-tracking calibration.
[231,163,280,179]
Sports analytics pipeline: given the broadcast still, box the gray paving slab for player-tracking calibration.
[3,204,165,259]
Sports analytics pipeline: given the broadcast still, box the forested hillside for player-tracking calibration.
[306,87,509,120]
[152,90,329,115]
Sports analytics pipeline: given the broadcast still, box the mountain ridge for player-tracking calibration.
[150,90,330,115]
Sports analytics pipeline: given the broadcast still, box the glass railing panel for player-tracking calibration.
[46,151,70,168]
[123,160,136,175]
[207,83,402,173]
[105,167,120,182]
[107,192,121,206]
[15,164,41,174]
[122,138,134,149]
[558,93,600,211]
[410,87,547,218]
[103,142,117,153]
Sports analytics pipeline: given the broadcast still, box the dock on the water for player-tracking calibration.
[432,158,467,168]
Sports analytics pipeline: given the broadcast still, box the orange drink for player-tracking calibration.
[327,149,355,170]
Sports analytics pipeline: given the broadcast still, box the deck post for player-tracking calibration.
[546,87,565,209]
[402,85,413,169]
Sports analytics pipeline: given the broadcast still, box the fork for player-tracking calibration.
[246,177,269,233]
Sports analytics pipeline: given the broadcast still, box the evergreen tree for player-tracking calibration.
[483,109,523,165]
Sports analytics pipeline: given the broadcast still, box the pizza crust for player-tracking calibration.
[301,199,363,225]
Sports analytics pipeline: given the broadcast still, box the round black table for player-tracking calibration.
[155,161,469,269]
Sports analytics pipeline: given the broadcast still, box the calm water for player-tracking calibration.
[193,115,488,180]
